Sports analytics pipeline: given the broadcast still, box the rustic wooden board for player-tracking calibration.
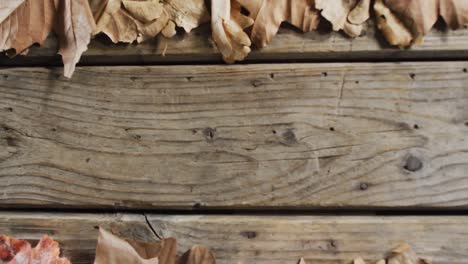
[2,22,468,65]
[2,213,468,264]
[0,62,467,209]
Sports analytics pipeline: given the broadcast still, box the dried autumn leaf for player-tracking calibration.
[211,0,253,63]
[298,257,307,264]
[388,243,431,264]
[315,0,371,37]
[55,0,96,78]
[0,234,71,264]
[237,0,320,48]
[94,227,177,264]
[0,0,56,55]
[375,0,468,47]
[354,257,367,264]
[179,245,216,264]
[94,0,209,43]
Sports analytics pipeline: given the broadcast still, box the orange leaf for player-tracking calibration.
[0,234,71,264]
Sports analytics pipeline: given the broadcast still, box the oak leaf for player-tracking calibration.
[375,0,468,47]
[237,0,320,48]
[55,0,96,78]
[0,234,71,264]
[315,0,371,37]
[94,0,209,43]
[211,0,253,63]
[0,0,57,56]
[94,227,178,264]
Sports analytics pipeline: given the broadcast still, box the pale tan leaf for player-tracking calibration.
[0,0,24,23]
[122,0,164,23]
[348,0,371,24]
[211,0,253,63]
[376,260,386,264]
[94,227,160,264]
[162,20,177,38]
[315,0,370,37]
[0,0,56,55]
[298,257,307,264]
[179,245,216,264]
[95,0,208,44]
[387,243,431,264]
[56,0,96,78]
[164,0,209,33]
[354,257,367,264]
[374,0,467,47]
[439,0,468,29]
[374,0,413,47]
[237,0,320,48]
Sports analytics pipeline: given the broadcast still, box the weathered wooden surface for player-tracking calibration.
[2,22,468,65]
[0,62,467,209]
[2,213,468,264]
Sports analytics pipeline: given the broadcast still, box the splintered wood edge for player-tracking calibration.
[2,22,468,65]
[0,213,467,264]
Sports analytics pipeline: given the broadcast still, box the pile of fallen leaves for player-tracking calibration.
[0,228,215,264]
[1,0,468,77]
[0,230,429,264]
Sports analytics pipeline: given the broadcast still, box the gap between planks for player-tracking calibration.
[1,212,468,264]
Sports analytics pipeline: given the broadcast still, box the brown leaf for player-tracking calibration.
[94,227,177,264]
[315,0,371,37]
[0,234,71,264]
[179,245,216,264]
[237,0,320,48]
[94,0,208,43]
[374,0,468,47]
[55,0,96,78]
[211,0,253,63]
[388,243,431,264]
[0,0,56,56]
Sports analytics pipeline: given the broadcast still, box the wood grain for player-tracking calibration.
[0,62,467,209]
[2,21,468,66]
[2,213,468,264]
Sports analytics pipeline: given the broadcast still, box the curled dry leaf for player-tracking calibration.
[315,0,371,37]
[0,234,71,264]
[94,0,209,43]
[211,0,254,63]
[388,243,431,264]
[94,227,178,264]
[237,0,320,48]
[0,0,56,56]
[56,0,96,78]
[375,0,468,47]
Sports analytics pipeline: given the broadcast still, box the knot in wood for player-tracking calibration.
[404,155,423,172]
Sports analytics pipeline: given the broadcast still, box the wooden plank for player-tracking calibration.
[0,62,467,209]
[2,213,468,264]
[2,22,468,65]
